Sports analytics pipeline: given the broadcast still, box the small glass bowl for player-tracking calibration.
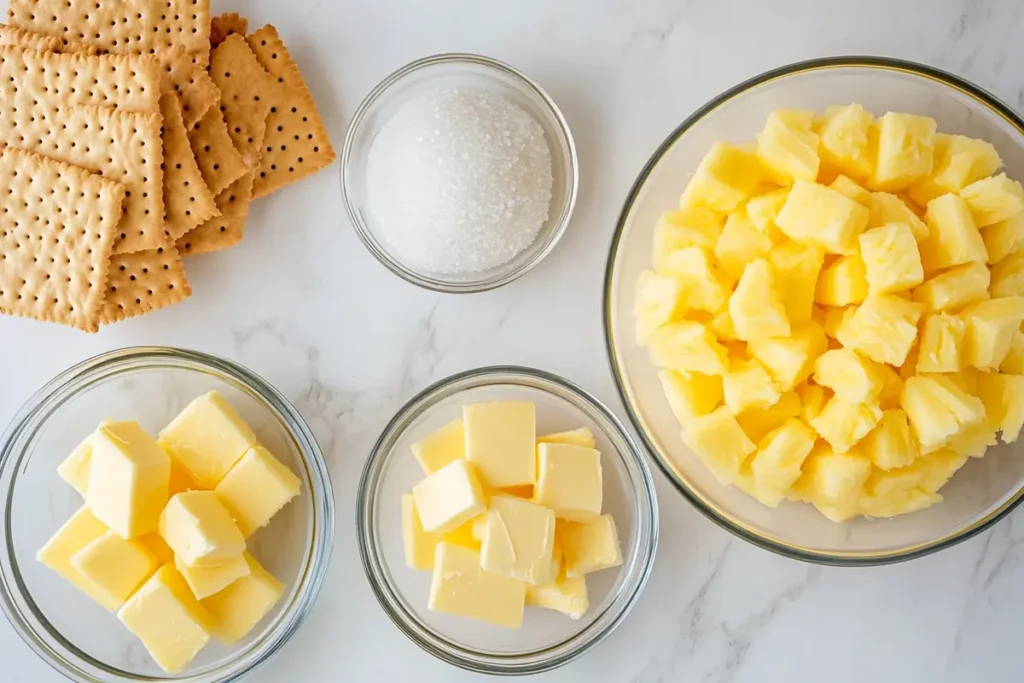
[356,366,658,675]
[0,347,335,682]
[341,53,579,293]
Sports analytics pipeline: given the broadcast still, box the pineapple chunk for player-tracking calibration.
[908,134,1002,206]
[729,259,791,341]
[776,180,870,255]
[859,409,917,470]
[908,448,968,493]
[820,305,856,339]
[876,363,905,410]
[830,175,872,205]
[920,193,988,271]
[710,308,738,341]
[658,370,723,427]
[1000,331,1024,374]
[817,103,874,179]
[722,358,782,414]
[961,297,1024,369]
[756,111,820,184]
[680,142,765,213]
[810,395,882,453]
[647,321,730,375]
[746,187,791,238]
[773,109,816,130]
[911,261,990,312]
[652,208,725,270]
[812,348,885,403]
[768,241,824,324]
[838,294,923,365]
[959,173,1024,227]
[901,374,986,452]
[946,419,998,457]
[792,444,872,509]
[796,382,829,424]
[868,192,929,241]
[750,419,817,507]
[981,212,1024,265]
[714,210,774,282]
[634,271,687,344]
[736,391,802,443]
[858,223,924,294]
[916,313,966,373]
[990,252,1024,298]
[859,469,939,518]
[814,255,869,306]
[658,246,730,313]
[870,112,937,191]
[681,406,756,485]
[976,372,1024,443]
[747,320,828,391]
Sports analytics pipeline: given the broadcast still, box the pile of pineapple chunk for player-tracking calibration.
[635,104,1024,522]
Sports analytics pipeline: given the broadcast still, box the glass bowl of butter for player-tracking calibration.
[357,366,659,675]
[0,347,335,682]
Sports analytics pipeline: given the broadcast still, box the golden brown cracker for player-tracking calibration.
[210,13,247,49]
[0,146,124,332]
[187,105,248,196]
[0,23,63,52]
[246,25,335,198]
[209,34,281,166]
[158,45,219,129]
[100,243,191,323]
[58,37,102,55]
[162,93,218,241]
[176,171,255,256]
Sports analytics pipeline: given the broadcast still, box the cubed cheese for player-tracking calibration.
[200,552,284,644]
[71,530,158,610]
[463,401,536,488]
[159,491,245,567]
[214,446,301,538]
[427,542,526,629]
[560,514,624,578]
[480,495,556,585]
[411,459,487,534]
[410,418,466,474]
[534,443,603,522]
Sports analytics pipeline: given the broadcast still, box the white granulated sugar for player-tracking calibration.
[366,87,554,275]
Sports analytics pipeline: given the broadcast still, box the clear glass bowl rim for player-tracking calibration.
[340,52,580,294]
[356,365,659,675]
[0,346,336,682]
[603,55,1024,567]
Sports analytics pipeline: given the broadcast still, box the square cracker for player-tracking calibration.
[188,106,248,196]
[100,243,191,324]
[176,171,255,256]
[210,13,247,49]
[158,45,219,129]
[209,34,282,166]
[246,25,335,198]
[0,23,63,51]
[0,146,125,332]
[161,93,218,240]
[8,0,212,67]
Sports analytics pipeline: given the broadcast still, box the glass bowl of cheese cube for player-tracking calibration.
[0,347,334,681]
[357,366,658,674]
[605,56,1024,565]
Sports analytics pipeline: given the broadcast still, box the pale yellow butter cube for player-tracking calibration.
[200,552,284,644]
[537,427,596,449]
[58,433,95,496]
[175,553,250,600]
[428,542,526,629]
[534,443,602,522]
[526,569,589,620]
[37,507,112,607]
[401,493,437,571]
[443,519,481,550]
[412,459,487,533]
[159,491,245,567]
[71,530,158,611]
[138,531,175,566]
[561,514,623,578]
[411,418,466,474]
[480,495,556,585]
[158,391,259,489]
[214,446,301,538]
[464,401,536,488]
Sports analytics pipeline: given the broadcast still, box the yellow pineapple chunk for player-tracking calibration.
[657,246,730,313]
[908,448,968,493]
[817,103,874,179]
[767,241,824,324]
[947,419,998,457]
[908,134,1002,206]
[680,142,765,213]
[868,192,929,241]
[812,348,885,403]
[1000,331,1024,374]
[814,255,869,306]
[810,395,882,453]
[745,187,791,242]
[870,112,937,191]
[838,294,923,365]
[776,180,870,255]
[901,374,986,452]
[858,223,924,294]
[709,308,738,341]
[916,313,966,373]
[647,321,730,375]
[976,372,1024,443]
[634,271,687,344]
[830,175,872,205]
[658,369,723,427]
[792,444,872,510]
[773,109,816,130]
[990,252,1024,298]
[652,208,725,270]
[736,392,802,444]
[756,111,820,184]
[859,409,917,470]
[911,261,990,312]
[859,467,939,518]
[959,173,1024,227]
[714,210,774,282]
[796,382,829,424]
[920,193,988,271]
[722,358,782,414]
[961,297,1024,369]
[876,363,905,410]
[681,406,756,485]
[819,305,856,339]
[747,320,828,391]
[750,419,817,507]
[981,212,1024,265]
[729,259,791,341]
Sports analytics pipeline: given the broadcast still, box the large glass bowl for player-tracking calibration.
[604,57,1024,565]
[0,347,335,681]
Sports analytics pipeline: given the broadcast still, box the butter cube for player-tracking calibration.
[534,443,603,522]
[138,531,175,566]
[175,553,250,600]
[428,542,526,629]
[201,552,284,644]
[401,493,437,571]
[537,427,596,449]
[412,459,487,534]
[117,564,213,673]
[561,514,624,578]
[525,570,589,620]
[71,531,158,610]
[480,495,556,585]
[442,518,481,550]
[168,458,200,497]
[86,421,170,539]
[159,492,245,567]
[464,401,536,488]
[158,391,259,488]
[214,446,301,538]
[410,418,466,474]
[36,507,112,606]
[58,433,95,496]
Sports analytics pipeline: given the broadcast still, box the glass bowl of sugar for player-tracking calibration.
[341,53,578,293]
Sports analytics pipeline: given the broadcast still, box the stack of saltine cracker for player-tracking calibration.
[0,4,335,332]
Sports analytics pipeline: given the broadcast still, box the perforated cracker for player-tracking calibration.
[0,146,124,332]
[100,243,191,324]
[8,0,211,67]
[0,23,62,51]
[59,37,102,55]
[209,34,281,167]
[246,25,335,198]
[159,45,219,129]
[162,93,217,241]
[210,13,247,49]
[188,105,247,196]
[177,171,255,256]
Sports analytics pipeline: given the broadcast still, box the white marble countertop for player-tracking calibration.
[3,0,1024,680]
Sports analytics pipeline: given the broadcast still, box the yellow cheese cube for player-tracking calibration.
[525,568,589,620]
[410,418,465,474]
[815,255,869,306]
[175,553,250,600]
[920,193,988,271]
[977,372,1024,443]
[427,542,526,629]
[86,421,170,539]
[681,142,765,212]
[658,246,730,312]
[201,552,284,644]
[37,507,113,606]
[901,374,986,452]
[756,111,820,184]
[560,514,623,578]
[908,134,1002,205]
[868,192,929,241]
[792,444,872,510]
[1000,331,1024,374]
[981,212,1024,264]
[411,459,487,533]
[750,418,817,507]
[537,427,596,449]
[870,112,937,191]
[810,395,882,454]
[830,175,872,205]
[480,495,556,584]
[658,369,723,426]
[117,564,213,673]
[722,358,782,414]
[960,173,1024,227]
[159,491,245,567]
[70,530,158,611]
[647,321,729,375]
[961,297,1024,369]
[776,180,869,255]
[991,253,1024,298]
[634,270,687,345]
[652,208,725,270]
[464,401,536,488]
[818,104,874,179]
[714,210,774,282]
[729,259,791,341]
[859,409,917,470]
[812,348,885,403]
[916,313,966,373]
[534,442,602,522]
[768,241,824,324]
[912,261,990,312]
[747,320,828,392]
[858,223,924,294]
[682,406,756,484]
[214,446,301,538]
[736,391,802,444]
[837,294,923,365]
